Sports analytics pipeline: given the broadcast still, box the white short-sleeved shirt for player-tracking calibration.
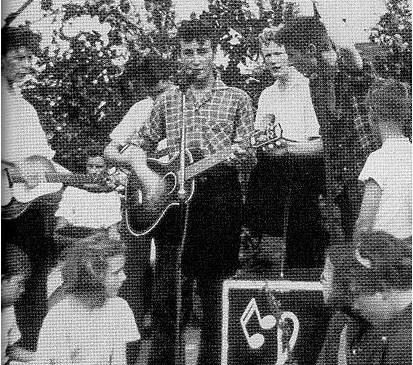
[1,306,21,364]
[109,97,153,144]
[55,186,122,229]
[2,81,55,163]
[255,67,320,142]
[35,296,140,365]
[358,137,412,239]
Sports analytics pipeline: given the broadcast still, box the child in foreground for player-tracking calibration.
[2,244,35,364]
[317,231,412,365]
[34,233,140,365]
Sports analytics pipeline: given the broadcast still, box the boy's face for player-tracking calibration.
[2,46,34,85]
[180,39,215,84]
[103,255,126,298]
[1,274,27,307]
[261,42,289,79]
[86,156,106,177]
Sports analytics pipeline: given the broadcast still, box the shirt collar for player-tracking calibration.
[186,78,228,109]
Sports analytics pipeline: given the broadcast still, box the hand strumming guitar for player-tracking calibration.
[226,137,257,168]
[120,143,165,203]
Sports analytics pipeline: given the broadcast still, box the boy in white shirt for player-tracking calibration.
[355,79,411,240]
[246,27,326,269]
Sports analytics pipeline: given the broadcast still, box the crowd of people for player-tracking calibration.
[1,14,411,365]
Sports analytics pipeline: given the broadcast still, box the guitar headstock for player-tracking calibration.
[250,122,284,149]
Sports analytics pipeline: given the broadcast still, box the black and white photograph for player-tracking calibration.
[1,0,411,364]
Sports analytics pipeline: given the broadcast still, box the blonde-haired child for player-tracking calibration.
[34,233,140,365]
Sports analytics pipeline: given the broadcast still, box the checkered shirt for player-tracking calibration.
[138,79,255,158]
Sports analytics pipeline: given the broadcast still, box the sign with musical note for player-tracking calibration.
[221,279,327,365]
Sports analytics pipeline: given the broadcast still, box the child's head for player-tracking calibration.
[62,232,126,308]
[367,79,412,138]
[349,231,412,323]
[85,145,107,177]
[1,244,31,307]
[259,17,335,79]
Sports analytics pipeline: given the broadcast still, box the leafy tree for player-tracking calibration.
[370,0,411,82]
[15,0,403,170]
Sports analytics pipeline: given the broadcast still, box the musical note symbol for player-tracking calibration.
[240,298,277,349]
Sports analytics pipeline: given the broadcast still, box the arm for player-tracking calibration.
[126,341,140,365]
[105,98,154,169]
[121,100,166,199]
[104,139,134,169]
[254,89,270,131]
[353,178,382,240]
[337,44,363,72]
[285,138,323,156]
[231,92,257,170]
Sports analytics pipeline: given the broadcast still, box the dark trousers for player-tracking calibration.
[246,156,328,268]
[119,221,152,331]
[2,204,56,351]
[148,168,242,365]
[148,242,226,365]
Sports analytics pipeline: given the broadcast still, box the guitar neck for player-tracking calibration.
[185,147,233,180]
[10,172,97,185]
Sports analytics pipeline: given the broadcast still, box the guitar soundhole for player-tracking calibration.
[163,172,177,195]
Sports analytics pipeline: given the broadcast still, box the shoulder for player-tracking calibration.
[225,85,251,100]
[43,297,74,323]
[106,296,133,313]
[128,97,153,113]
[292,69,309,85]
[259,83,277,98]
[152,87,179,112]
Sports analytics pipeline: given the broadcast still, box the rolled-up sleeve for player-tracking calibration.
[135,96,166,154]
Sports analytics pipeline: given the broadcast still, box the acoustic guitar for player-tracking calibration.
[2,156,104,220]
[125,124,286,236]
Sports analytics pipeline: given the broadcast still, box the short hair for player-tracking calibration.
[139,53,175,89]
[366,78,412,137]
[1,26,41,57]
[176,19,218,50]
[2,244,31,279]
[269,17,333,53]
[62,232,125,308]
[350,231,412,295]
[258,26,284,49]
